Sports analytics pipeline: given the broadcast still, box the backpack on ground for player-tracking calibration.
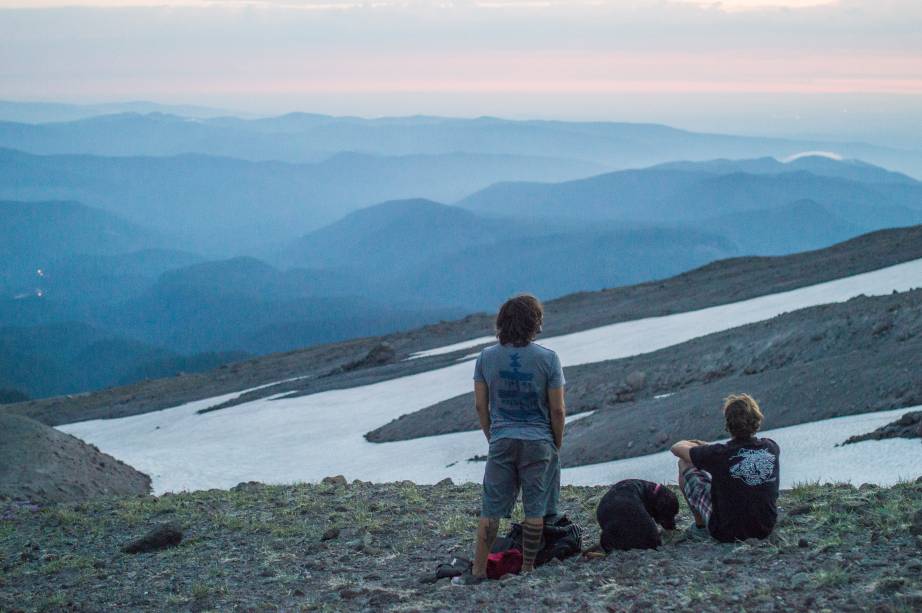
[490,514,582,566]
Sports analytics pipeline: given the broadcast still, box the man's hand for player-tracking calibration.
[474,382,491,442]
[670,439,704,464]
[548,387,566,450]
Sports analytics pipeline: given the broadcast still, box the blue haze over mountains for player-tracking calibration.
[1,102,921,400]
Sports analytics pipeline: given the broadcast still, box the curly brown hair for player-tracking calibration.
[723,393,764,439]
[495,294,544,347]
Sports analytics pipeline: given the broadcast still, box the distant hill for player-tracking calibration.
[102,257,465,354]
[284,199,514,274]
[0,200,175,298]
[458,157,922,232]
[699,200,863,255]
[285,198,739,310]
[399,226,737,311]
[0,388,28,404]
[2,111,921,177]
[0,321,247,398]
[0,200,160,260]
[0,99,233,123]
[0,148,605,252]
[653,155,918,185]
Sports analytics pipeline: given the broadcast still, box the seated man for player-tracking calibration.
[670,394,780,542]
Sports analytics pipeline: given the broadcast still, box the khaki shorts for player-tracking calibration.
[481,437,559,519]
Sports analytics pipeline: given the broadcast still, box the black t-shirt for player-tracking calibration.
[690,437,780,542]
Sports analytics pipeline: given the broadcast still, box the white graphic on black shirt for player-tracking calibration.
[729,448,777,486]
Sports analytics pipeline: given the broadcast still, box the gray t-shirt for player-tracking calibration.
[473,342,565,443]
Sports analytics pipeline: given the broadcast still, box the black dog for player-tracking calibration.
[596,479,678,552]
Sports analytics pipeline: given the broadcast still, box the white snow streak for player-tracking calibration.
[407,335,495,360]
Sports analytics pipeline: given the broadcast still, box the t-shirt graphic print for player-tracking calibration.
[473,342,565,443]
[495,352,540,422]
[729,448,778,486]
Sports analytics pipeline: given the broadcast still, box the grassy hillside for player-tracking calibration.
[1,480,920,611]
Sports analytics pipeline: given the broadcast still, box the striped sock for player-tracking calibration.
[521,521,544,569]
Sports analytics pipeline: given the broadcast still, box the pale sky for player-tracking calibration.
[1,0,920,144]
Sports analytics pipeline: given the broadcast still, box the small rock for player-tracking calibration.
[626,371,647,391]
[121,523,183,554]
[231,481,263,492]
[321,527,340,541]
[322,475,347,487]
[436,477,454,487]
[787,504,812,516]
[798,538,810,549]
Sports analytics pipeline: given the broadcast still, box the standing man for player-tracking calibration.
[455,294,566,584]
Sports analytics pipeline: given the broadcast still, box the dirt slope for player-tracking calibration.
[0,414,151,503]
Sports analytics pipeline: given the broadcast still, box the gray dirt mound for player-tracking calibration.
[843,411,922,445]
[0,414,151,503]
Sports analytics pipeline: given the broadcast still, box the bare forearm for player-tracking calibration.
[476,405,491,441]
[670,440,700,464]
[547,387,566,449]
[551,409,565,449]
[474,382,491,442]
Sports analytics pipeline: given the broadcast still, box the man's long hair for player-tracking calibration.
[495,294,543,347]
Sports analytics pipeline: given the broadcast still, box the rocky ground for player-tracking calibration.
[368,289,922,467]
[1,479,921,612]
[4,224,922,428]
[0,414,150,504]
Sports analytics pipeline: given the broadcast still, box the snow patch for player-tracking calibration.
[782,150,844,163]
[407,335,495,360]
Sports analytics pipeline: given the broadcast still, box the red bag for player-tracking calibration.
[486,548,523,579]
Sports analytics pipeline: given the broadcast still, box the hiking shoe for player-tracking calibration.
[451,573,487,586]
